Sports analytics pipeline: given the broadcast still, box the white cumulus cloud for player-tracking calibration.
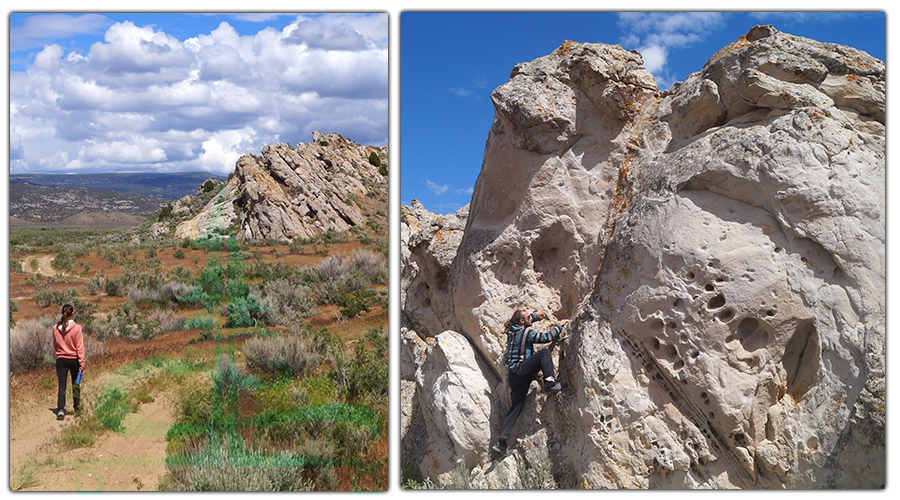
[9,13,387,175]
[425,180,449,196]
[617,12,726,89]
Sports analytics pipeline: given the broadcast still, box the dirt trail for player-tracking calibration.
[21,255,65,277]
[8,339,191,491]
[9,369,175,491]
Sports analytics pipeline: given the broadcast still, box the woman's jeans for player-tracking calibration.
[56,357,81,412]
[499,349,555,441]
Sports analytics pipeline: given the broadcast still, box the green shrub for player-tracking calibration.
[447,462,471,489]
[50,288,77,308]
[102,250,119,266]
[224,296,267,328]
[514,446,555,488]
[174,248,186,259]
[244,336,321,377]
[10,460,41,491]
[175,315,218,331]
[158,203,175,221]
[367,151,381,167]
[172,379,212,425]
[334,289,375,318]
[59,428,96,449]
[51,250,74,272]
[298,375,338,407]
[340,327,388,403]
[95,388,129,432]
[251,277,316,327]
[34,288,53,308]
[104,277,125,297]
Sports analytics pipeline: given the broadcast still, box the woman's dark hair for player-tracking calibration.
[504,309,529,331]
[57,304,75,334]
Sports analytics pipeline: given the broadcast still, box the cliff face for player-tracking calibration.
[401,26,884,488]
[174,131,387,241]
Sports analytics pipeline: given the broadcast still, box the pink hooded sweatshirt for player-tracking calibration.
[53,320,85,370]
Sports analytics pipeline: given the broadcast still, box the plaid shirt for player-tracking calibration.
[504,312,563,371]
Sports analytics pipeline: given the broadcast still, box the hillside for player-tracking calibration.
[9,184,169,226]
[401,25,884,489]
[162,131,388,243]
[10,172,227,199]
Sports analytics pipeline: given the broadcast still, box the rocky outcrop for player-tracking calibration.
[175,131,387,241]
[401,201,468,338]
[401,26,884,489]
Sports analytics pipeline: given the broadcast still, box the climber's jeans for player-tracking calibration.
[499,349,555,441]
[56,357,81,412]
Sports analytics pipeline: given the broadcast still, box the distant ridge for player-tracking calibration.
[9,183,169,226]
[9,172,227,200]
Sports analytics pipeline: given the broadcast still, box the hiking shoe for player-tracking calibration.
[544,381,568,393]
[490,440,510,459]
[57,409,65,420]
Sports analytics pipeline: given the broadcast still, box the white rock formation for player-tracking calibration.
[175,131,387,241]
[401,25,884,489]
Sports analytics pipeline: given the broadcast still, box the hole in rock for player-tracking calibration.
[738,318,759,339]
[660,343,677,361]
[667,321,677,330]
[766,309,776,317]
[782,320,820,400]
[686,271,696,280]
[651,338,661,351]
[674,359,685,370]
[716,309,735,322]
[705,284,716,292]
[707,294,726,310]
[673,298,684,309]
[807,436,819,450]
[650,319,665,334]
[433,268,449,291]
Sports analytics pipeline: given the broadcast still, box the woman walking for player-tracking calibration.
[53,304,84,420]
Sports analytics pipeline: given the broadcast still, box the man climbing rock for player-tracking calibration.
[492,309,568,458]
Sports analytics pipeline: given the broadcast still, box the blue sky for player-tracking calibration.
[8,12,388,175]
[400,11,886,214]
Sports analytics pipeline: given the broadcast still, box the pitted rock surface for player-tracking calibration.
[401,25,884,488]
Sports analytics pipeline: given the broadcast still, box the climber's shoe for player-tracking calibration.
[491,439,512,459]
[544,380,568,393]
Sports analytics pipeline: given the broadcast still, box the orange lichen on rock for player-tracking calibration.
[558,40,580,57]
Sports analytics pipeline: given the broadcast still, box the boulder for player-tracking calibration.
[401,25,884,489]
